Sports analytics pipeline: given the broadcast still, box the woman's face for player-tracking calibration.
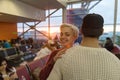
[0,61,7,71]
[60,27,76,48]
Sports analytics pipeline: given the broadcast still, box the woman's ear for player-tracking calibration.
[79,27,82,34]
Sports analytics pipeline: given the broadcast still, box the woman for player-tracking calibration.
[0,56,18,80]
[39,23,79,80]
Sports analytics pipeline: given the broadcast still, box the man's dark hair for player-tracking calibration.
[81,13,104,38]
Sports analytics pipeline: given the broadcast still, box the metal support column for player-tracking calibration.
[22,23,25,38]
[113,0,118,43]
[48,10,51,39]
[62,7,67,23]
[34,22,37,40]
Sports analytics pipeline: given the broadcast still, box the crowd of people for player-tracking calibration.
[0,13,120,80]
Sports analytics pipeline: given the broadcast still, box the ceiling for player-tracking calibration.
[0,0,66,23]
[0,13,41,23]
[19,0,66,10]
[0,0,100,23]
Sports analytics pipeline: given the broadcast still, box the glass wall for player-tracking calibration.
[17,0,120,45]
[89,0,120,45]
[17,9,62,40]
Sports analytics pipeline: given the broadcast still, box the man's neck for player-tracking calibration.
[80,37,101,48]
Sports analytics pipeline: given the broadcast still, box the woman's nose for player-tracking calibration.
[61,34,66,38]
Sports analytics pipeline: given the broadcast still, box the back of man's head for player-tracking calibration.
[81,13,104,38]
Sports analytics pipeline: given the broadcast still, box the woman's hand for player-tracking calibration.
[53,49,67,62]
[9,72,18,80]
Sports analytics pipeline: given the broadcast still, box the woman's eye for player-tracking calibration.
[65,34,70,36]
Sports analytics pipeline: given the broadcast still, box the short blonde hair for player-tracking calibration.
[60,23,79,39]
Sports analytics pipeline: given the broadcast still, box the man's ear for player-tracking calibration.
[102,28,104,34]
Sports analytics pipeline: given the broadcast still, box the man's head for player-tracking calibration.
[81,13,104,38]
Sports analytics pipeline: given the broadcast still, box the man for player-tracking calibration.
[47,14,120,80]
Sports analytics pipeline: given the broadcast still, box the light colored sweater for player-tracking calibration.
[47,45,120,80]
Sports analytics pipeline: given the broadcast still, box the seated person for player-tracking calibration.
[3,40,11,48]
[111,44,120,54]
[104,37,120,54]
[0,56,18,80]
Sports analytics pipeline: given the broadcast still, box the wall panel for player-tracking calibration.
[0,22,17,40]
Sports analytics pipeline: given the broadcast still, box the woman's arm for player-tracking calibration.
[8,67,18,80]
[9,72,18,80]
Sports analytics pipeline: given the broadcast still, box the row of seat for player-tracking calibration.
[16,55,49,80]
[0,45,30,58]
[0,45,38,67]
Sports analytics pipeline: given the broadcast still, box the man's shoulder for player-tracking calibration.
[62,45,81,57]
[68,45,80,51]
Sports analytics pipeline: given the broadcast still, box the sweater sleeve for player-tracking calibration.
[39,50,59,80]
